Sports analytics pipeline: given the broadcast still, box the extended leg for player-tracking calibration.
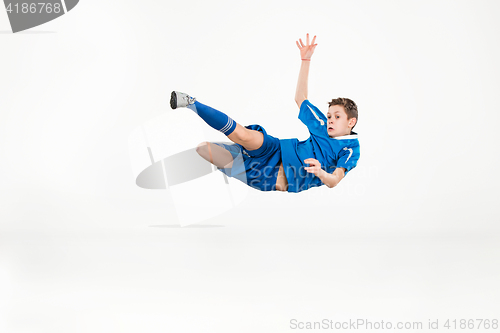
[227,123,263,151]
[188,101,264,151]
[171,91,264,151]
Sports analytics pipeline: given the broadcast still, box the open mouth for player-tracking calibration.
[328,127,334,131]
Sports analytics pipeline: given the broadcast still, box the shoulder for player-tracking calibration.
[340,143,360,158]
[332,134,360,150]
[298,100,327,131]
[300,99,322,113]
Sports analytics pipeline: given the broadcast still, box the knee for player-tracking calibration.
[229,126,250,143]
[196,141,209,159]
[196,141,208,151]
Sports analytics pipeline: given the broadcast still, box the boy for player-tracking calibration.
[170,34,360,193]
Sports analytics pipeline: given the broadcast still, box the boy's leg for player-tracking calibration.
[196,141,235,169]
[171,91,263,151]
[227,123,264,151]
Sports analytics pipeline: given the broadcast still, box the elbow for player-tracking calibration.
[326,180,340,189]
[295,98,306,108]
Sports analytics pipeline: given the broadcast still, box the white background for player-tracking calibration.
[1,0,499,332]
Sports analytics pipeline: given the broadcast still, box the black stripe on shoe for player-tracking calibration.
[170,91,177,109]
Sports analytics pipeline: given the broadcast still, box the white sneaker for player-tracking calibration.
[170,91,196,109]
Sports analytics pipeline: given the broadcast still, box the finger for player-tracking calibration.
[299,38,305,48]
[306,33,310,45]
[296,40,301,49]
[311,35,316,45]
[305,168,318,174]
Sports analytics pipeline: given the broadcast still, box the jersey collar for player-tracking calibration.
[332,132,358,140]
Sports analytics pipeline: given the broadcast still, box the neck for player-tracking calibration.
[341,129,352,136]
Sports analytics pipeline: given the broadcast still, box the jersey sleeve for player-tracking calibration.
[336,143,360,175]
[298,100,328,137]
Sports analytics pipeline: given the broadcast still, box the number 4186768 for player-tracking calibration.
[444,319,498,330]
[6,3,62,14]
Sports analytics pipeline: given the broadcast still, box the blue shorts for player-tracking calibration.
[213,124,282,192]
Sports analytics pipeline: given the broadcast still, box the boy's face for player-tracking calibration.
[327,105,356,138]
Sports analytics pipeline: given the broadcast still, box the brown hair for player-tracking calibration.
[328,97,358,133]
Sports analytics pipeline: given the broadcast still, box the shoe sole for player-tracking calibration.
[170,91,177,109]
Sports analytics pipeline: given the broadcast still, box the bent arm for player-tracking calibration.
[317,167,346,188]
[295,60,310,107]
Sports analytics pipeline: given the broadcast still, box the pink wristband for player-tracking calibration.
[302,59,311,61]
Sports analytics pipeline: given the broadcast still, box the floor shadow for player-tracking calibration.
[0,31,56,34]
[149,225,225,228]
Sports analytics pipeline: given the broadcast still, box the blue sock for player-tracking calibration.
[187,101,237,136]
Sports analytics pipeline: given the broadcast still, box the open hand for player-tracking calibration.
[296,33,317,60]
[304,158,323,177]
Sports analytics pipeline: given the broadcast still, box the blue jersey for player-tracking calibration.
[279,100,360,193]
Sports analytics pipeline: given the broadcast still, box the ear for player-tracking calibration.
[348,117,357,128]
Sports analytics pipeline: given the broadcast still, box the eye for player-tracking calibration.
[336,116,340,119]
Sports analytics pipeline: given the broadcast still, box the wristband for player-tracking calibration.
[302,59,311,61]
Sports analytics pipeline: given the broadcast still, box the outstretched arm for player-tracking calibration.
[295,33,317,108]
